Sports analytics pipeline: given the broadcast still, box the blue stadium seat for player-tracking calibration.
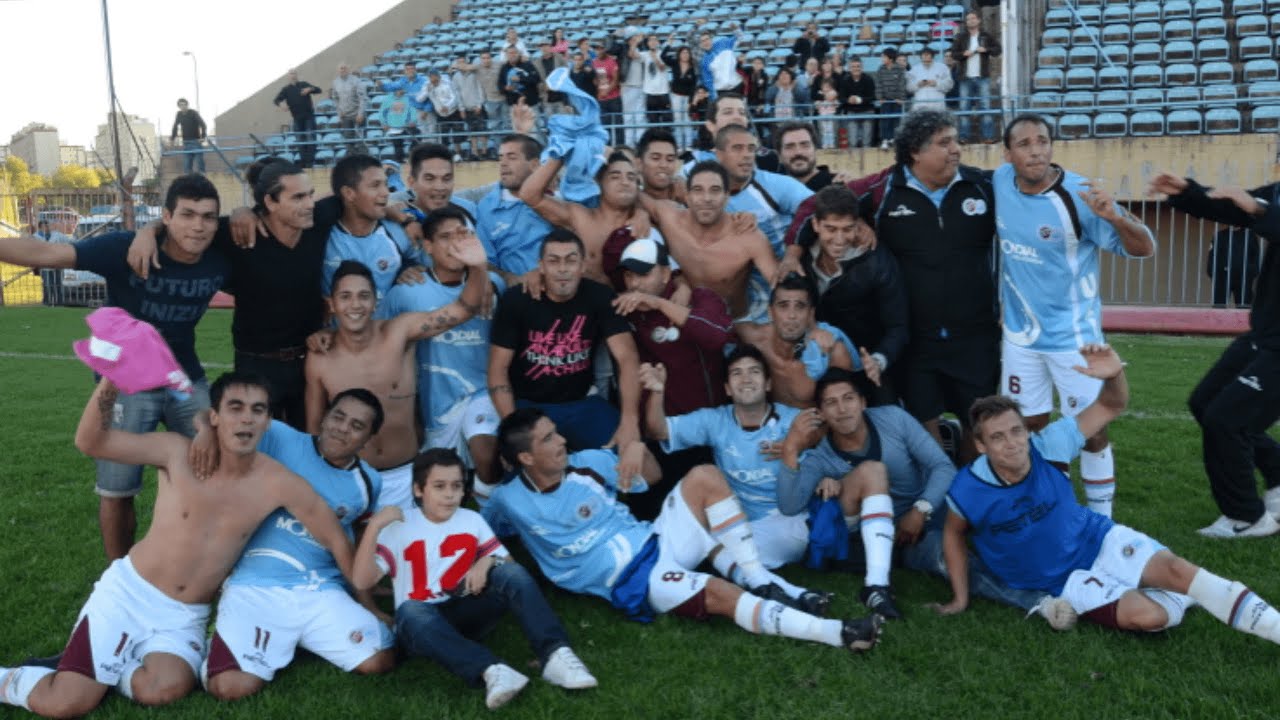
[915,6,938,22]
[1045,8,1072,27]
[756,30,780,47]
[1203,84,1238,107]
[1164,39,1197,62]
[1236,14,1269,36]
[1131,2,1162,22]
[1096,89,1130,109]
[1164,0,1193,19]
[1034,68,1066,90]
[1131,87,1165,108]
[1130,110,1166,135]
[1249,80,1280,106]
[1065,67,1097,89]
[1102,44,1131,65]
[1070,26,1096,46]
[1101,23,1131,44]
[364,128,384,141]
[1164,18,1194,39]
[1232,0,1264,15]
[1205,107,1242,132]
[1197,38,1231,61]
[1130,64,1163,87]
[1029,91,1062,113]
[863,8,888,24]
[1193,0,1224,16]
[1102,5,1131,24]
[1131,21,1162,42]
[780,27,804,45]
[939,4,965,22]
[767,13,792,29]
[889,6,913,22]
[1075,6,1102,24]
[1165,63,1199,85]
[907,21,933,42]
[1166,85,1201,109]
[1195,16,1228,38]
[838,8,861,22]
[1068,45,1099,68]
[768,47,792,63]
[791,10,815,26]
[744,16,767,30]
[815,9,838,24]
[1063,91,1095,110]
[899,41,925,59]
[1167,109,1203,134]
[1252,104,1280,132]
[880,22,905,43]
[830,26,853,44]
[1093,112,1128,137]
[1057,113,1092,139]
[1038,46,1068,67]
[1240,35,1274,59]
[1042,27,1070,47]
[1199,60,1235,84]
[1131,42,1162,64]
[1245,58,1280,81]
[1098,65,1130,88]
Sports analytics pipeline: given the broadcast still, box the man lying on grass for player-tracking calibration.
[0,365,352,718]
[937,343,1280,644]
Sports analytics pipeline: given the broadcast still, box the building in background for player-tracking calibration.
[10,123,60,175]
[91,113,160,182]
[59,145,89,167]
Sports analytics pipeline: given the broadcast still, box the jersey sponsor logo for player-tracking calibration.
[1000,239,1043,265]
[727,467,777,485]
[1238,375,1263,391]
[436,328,486,345]
[275,515,319,543]
[962,198,987,216]
[988,496,1058,535]
[887,204,916,218]
[553,528,603,558]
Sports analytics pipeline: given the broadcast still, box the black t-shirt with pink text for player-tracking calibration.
[490,279,630,403]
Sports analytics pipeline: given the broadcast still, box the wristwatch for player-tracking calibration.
[912,499,934,522]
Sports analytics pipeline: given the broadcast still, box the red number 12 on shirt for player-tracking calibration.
[402,534,478,601]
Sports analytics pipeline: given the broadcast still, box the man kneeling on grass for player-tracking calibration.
[354,448,597,710]
[937,343,1280,644]
[483,408,884,652]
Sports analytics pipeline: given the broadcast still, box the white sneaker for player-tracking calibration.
[1196,513,1280,538]
[541,646,597,690]
[879,139,891,150]
[1030,595,1077,631]
[1265,486,1280,519]
[482,663,528,709]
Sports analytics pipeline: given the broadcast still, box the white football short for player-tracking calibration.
[1060,524,1166,615]
[1001,340,1104,418]
[646,481,716,613]
[374,462,414,512]
[207,584,392,681]
[752,511,810,569]
[424,390,499,461]
[58,557,208,685]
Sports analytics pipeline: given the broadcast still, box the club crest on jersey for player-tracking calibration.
[577,502,593,519]
[377,258,390,271]
[335,505,350,520]
[1067,396,1078,409]
[349,630,364,644]
[962,198,987,216]
[1036,224,1063,243]
[1122,544,1135,558]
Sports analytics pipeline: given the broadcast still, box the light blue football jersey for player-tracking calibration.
[662,403,802,521]
[227,421,383,590]
[727,169,814,258]
[322,219,421,306]
[381,270,506,432]
[994,163,1149,353]
[482,450,653,601]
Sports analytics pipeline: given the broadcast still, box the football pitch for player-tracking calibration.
[1,307,1277,720]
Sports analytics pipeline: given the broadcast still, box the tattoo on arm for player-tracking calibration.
[419,310,459,335]
[97,385,119,431]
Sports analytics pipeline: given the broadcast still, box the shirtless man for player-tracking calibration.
[305,236,489,511]
[518,150,658,287]
[638,160,778,320]
[637,128,681,203]
[0,373,352,718]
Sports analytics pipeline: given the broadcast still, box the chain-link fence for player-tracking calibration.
[0,188,161,307]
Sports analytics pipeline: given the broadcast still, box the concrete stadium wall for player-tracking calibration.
[213,0,454,141]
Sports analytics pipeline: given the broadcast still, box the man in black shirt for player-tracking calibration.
[170,98,207,174]
[274,69,323,168]
[791,22,830,65]
[1153,172,1280,537]
[775,122,835,191]
[488,229,642,452]
[499,47,542,127]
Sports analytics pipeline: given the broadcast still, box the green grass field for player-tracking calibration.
[1,307,1278,720]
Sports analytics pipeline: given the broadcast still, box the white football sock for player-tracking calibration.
[705,496,770,588]
[859,494,894,587]
[732,594,843,647]
[1188,569,1280,643]
[0,666,54,710]
[1140,589,1193,630]
[1081,445,1115,518]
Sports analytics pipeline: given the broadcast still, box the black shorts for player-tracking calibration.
[899,333,1000,426]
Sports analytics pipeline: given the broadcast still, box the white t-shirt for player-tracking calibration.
[374,507,509,607]
[966,35,981,78]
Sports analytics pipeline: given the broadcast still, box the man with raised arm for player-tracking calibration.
[937,344,1280,646]
[306,234,489,512]
[0,370,352,717]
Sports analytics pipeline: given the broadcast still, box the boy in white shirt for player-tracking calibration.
[354,448,597,709]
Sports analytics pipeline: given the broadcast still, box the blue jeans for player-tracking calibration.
[879,101,903,143]
[958,77,995,142]
[182,139,205,173]
[845,116,874,148]
[899,525,1045,611]
[483,100,509,152]
[516,395,619,452]
[293,114,318,167]
[395,562,570,685]
[95,380,211,497]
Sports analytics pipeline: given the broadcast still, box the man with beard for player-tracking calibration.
[713,125,813,258]
[305,248,490,512]
[687,93,781,173]
[775,122,835,191]
[477,134,555,283]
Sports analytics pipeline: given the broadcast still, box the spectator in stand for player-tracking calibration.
[810,60,839,106]
[576,36,596,62]
[274,69,323,168]
[775,122,834,191]
[568,50,596,97]
[379,88,417,162]
[874,48,908,149]
[500,47,542,133]
[942,51,962,112]
[907,48,952,113]
[767,68,803,122]
[451,54,486,161]
[668,46,699,150]
[552,28,570,56]
[799,57,820,101]
[619,28,648,147]
[422,68,464,161]
[950,12,1002,144]
[594,40,624,146]
[746,57,771,122]
[640,35,672,127]
[792,22,830,65]
[841,58,876,149]
[857,23,876,44]
[815,78,840,150]
[331,63,368,147]
[535,39,569,117]
[475,51,506,159]
[170,97,207,174]
[976,0,1001,58]
[503,27,530,61]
